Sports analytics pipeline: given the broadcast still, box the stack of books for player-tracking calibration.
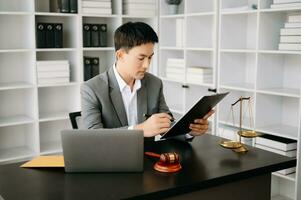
[186,66,212,84]
[255,134,297,175]
[82,0,112,15]
[165,58,184,81]
[271,0,301,9]
[37,60,70,85]
[279,13,301,50]
[123,0,156,16]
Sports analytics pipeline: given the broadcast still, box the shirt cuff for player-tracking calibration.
[185,133,194,139]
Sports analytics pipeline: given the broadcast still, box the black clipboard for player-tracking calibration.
[161,92,229,139]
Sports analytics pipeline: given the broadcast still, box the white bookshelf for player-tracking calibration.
[158,0,300,199]
[0,0,158,164]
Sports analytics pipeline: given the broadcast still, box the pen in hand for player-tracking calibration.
[143,113,175,122]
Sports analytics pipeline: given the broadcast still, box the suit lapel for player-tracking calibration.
[108,67,128,126]
[137,80,147,124]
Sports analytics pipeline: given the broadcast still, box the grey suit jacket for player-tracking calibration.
[81,66,172,129]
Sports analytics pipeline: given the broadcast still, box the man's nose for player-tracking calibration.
[142,59,150,70]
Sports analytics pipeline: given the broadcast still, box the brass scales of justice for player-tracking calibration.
[219,96,258,153]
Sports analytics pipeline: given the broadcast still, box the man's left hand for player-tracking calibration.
[189,110,215,136]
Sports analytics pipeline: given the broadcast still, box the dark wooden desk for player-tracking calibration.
[0,134,296,200]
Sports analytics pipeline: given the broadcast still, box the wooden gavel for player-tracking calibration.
[145,152,180,164]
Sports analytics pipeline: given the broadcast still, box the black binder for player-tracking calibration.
[45,23,54,48]
[54,23,63,48]
[60,0,69,13]
[84,57,92,81]
[83,24,91,47]
[70,0,78,13]
[99,24,107,47]
[91,57,99,77]
[91,24,100,47]
[36,23,46,48]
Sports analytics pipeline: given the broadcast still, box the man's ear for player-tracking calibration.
[115,49,126,61]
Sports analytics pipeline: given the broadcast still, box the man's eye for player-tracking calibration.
[138,58,144,61]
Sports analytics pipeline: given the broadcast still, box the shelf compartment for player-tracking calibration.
[186,15,214,48]
[159,49,184,80]
[0,15,35,49]
[220,13,257,50]
[38,85,80,119]
[160,0,184,15]
[39,120,70,154]
[273,172,296,182]
[36,51,80,83]
[162,81,184,113]
[0,0,33,12]
[0,89,36,125]
[257,54,301,97]
[35,15,78,49]
[221,0,258,13]
[82,17,121,48]
[160,17,184,47]
[256,94,299,140]
[271,175,295,200]
[218,89,255,129]
[186,0,215,13]
[219,52,256,90]
[0,124,37,163]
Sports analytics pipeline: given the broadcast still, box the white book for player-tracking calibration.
[280,35,301,43]
[123,0,155,4]
[274,0,301,3]
[221,5,249,12]
[82,1,111,8]
[123,9,155,16]
[280,28,301,35]
[176,18,184,48]
[123,3,156,10]
[166,67,185,74]
[38,71,70,78]
[285,22,301,28]
[255,134,297,151]
[38,77,70,84]
[167,58,184,64]
[82,7,112,14]
[279,43,301,50]
[271,2,301,8]
[287,14,301,23]
[166,74,184,81]
[36,60,69,66]
[277,167,296,175]
[255,144,297,157]
[37,64,69,72]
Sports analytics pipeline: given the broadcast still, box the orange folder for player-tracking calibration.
[21,156,65,168]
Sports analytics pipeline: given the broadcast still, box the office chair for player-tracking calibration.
[69,111,82,129]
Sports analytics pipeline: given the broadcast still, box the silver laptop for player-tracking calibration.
[61,129,144,173]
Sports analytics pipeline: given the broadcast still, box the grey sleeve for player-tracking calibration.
[158,80,173,116]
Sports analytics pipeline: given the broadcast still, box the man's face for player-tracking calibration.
[117,42,154,80]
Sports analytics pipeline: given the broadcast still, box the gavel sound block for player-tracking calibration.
[145,152,182,173]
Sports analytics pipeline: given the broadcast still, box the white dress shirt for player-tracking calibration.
[113,64,141,128]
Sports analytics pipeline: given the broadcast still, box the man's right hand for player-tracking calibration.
[134,113,172,137]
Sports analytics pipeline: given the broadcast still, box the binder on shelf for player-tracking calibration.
[54,23,63,48]
[45,24,55,48]
[61,0,70,13]
[91,57,100,77]
[99,24,107,47]
[83,24,92,47]
[91,24,100,47]
[37,23,46,48]
[70,0,78,13]
[84,57,92,81]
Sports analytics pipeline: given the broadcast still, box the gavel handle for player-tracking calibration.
[145,151,161,158]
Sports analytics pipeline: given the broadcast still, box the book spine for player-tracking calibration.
[70,0,77,13]
[54,23,63,48]
[83,24,91,47]
[36,23,46,48]
[45,23,55,48]
[60,0,70,13]
[91,24,100,47]
[280,28,301,35]
[84,57,92,81]
[99,24,107,47]
[91,57,100,77]
[280,36,301,43]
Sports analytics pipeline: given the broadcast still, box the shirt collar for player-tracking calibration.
[113,64,141,92]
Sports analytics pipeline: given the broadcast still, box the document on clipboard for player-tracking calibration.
[161,92,229,139]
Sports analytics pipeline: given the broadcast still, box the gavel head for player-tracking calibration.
[159,152,180,164]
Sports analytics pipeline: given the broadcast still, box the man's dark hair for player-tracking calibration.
[114,22,158,52]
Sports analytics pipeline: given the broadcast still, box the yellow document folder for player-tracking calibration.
[21,156,65,168]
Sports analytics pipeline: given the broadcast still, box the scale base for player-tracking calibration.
[154,161,182,173]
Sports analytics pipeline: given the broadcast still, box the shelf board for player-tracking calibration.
[38,82,78,88]
[40,141,62,155]
[272,172,296,182]
[81,13,119,18]
[83,47,115,51]
[0,49,33,53]
[0,11,32,15]
[186,12,215,17]
[0,115,34,127]
[260,7,301,13]
[160,14,185,18]
[220,83,255,92]
[256,124,298,140]
[220,49,257,53]
[257,88,300,98]
[0,82,34,90]
[122,14,156,18]
[39,111,70,122]
[160,46,184,50]
[186,47,214,51]
[35,48,77,52]
[221,10,257,15]
[186,81,214,88]
[35,12,77,17]
[219,120,252,130]
[271,194,294,200]
[258,50,301,55]
[0,146,35,163]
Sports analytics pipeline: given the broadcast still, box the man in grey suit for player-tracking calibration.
[81,22,213,138]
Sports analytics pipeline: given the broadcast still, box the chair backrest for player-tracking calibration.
[69,111,82,129]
